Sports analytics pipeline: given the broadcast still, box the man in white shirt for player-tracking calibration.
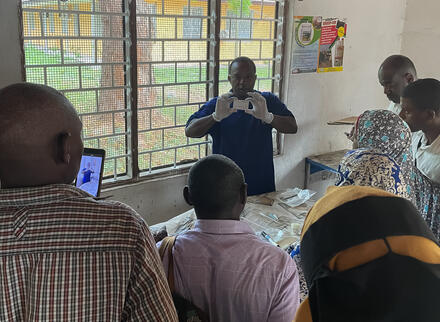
[378,55,417,115]
[400,78,440,184]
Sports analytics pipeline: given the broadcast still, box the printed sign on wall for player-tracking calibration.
[318,18,347,73]
[291,16,322,74]
[291,16,347,74]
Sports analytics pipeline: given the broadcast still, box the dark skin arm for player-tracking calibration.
[271,114,298,134]
[185,114,216,138]
[185,113,298,137]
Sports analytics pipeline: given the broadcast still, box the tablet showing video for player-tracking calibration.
[75,148,105,197]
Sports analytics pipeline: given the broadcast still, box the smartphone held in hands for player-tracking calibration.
[233,99,250,110]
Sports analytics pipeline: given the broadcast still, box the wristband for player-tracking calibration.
[212,112,221,122]
[263,112,274,124]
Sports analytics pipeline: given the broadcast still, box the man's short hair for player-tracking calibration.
[402,78,440,113]
[381,55,417,77]
[188,154,245,216]
[228,56,256,75]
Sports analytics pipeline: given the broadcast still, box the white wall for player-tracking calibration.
[101,174,191,225]
[0,1,23,87]
[0,0,419,224]
[401,0,440,78]
[274,0,407,190]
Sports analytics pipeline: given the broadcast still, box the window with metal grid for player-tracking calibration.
[21,0,131,179]
[218,0,285,154]
[20,0,285,184]
[136,0,212,174]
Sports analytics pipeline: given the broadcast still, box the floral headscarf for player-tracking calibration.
[355,109,412,165]
[336,149,411,200]
[351,109,440,240]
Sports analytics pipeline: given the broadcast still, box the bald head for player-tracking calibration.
[0,83,83,188]
[184,154,247,220]
[378,55,417,104]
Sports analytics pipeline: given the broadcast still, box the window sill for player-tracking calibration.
[101,162,194,192]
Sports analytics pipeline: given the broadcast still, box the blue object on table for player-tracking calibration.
[290,245,300,258]
[305,158,340,175]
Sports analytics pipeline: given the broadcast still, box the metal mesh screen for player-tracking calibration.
[21,0,284,182]
[219,0,279,95]
[136,0,212,173]
[22,0,130,179]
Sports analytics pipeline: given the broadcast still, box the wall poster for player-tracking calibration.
[318,18,347,73]
[291,16,322,74]
[291,16,347,74]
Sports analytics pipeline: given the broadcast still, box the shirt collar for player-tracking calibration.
[0,184,92,207]
[419,133,440,152]
[193,219,255,235]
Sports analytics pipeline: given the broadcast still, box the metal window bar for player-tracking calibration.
[20,0,284,183]
[218,0,284,154]
[135,0,212,173]
[22,0,132,179]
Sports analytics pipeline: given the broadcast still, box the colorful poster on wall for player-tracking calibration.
[317,18,347,73]
[291,16,322,74]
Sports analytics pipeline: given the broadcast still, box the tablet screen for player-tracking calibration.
[75,148,105,197]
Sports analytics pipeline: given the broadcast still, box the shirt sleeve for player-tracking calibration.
[122,219,178,322]
[264,92,294,117]
[267,257,300,322]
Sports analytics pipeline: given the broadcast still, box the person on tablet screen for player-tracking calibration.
[185,57,298,195]
[81,161,95,184]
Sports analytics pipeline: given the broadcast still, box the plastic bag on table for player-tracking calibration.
[278,188,316,208]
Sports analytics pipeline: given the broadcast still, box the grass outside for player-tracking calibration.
[24,43,273,176]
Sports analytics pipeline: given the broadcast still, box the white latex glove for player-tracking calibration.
[212,93,236,122]
[244,92,274,124]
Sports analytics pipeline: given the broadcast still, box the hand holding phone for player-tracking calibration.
[244,92,274,124]
[212,93,236,122]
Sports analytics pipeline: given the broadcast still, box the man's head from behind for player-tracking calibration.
[184,155,247,220]
[228,56,257,100]
[400,78,440,132]
[0,83,83,188]
[378,55,417,104]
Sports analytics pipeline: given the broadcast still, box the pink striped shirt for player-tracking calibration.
[0,184,177,321]
[160,219,300,322]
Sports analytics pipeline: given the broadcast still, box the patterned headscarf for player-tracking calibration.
[355,109,412,165]
[352,109,440,240]
[295,186,440,322]
[336,149,411,200]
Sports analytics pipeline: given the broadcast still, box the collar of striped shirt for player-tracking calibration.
[0,184,92,207]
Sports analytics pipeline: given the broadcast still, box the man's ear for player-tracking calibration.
[240,183,247,205]
[183,186,193,206]
[56,132,72,164]
[426,109,436,121]
[227,75,231,84]
[404,72,415,84]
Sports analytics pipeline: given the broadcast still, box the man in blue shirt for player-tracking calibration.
[185,57,298,195]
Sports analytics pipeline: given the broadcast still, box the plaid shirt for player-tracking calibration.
[0,184,177,321]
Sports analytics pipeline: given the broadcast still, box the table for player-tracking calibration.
[150,188,317,249]
[304,149,349,188]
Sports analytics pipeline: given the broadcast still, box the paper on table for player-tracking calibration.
[150,188,317,249]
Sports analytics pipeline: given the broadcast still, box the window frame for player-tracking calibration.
[19,0,288,188]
